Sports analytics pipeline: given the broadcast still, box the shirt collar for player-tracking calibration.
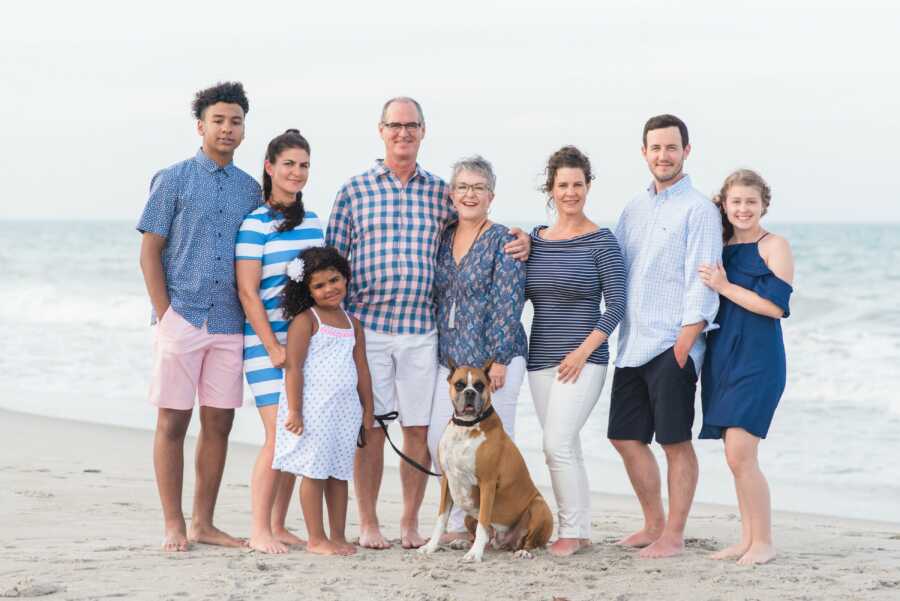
[195,148,236,176]
[647,174,692,199]
[373,159,424,182]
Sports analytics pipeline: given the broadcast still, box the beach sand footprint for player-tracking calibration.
[684,537,719,552]
[13,490,54,499]
[1,579,65,598]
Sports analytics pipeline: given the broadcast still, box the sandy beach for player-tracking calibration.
[1,408,898,601]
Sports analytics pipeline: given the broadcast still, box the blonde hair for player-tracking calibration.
[713,169,772,242]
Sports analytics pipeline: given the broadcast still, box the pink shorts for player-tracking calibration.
[149,307,244,410]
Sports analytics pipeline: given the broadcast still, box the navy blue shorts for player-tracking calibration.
[608,347,698,445]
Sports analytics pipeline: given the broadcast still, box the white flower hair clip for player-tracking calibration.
[286,258,305,283]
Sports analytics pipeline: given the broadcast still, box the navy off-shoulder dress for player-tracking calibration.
[700,240,793,439]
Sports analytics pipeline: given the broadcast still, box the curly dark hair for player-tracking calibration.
[263,129,310,233]
[642,114,689,148]
[191,81,249,120]
[280,246,352,319]
[541,145,594,207]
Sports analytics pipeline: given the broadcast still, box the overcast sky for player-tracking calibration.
[1,0,898,224]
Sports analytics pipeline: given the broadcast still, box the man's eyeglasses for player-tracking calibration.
[382,121,422,133]
[453,183,492,196]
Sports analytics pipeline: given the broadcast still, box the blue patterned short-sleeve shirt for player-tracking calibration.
[136,148,262,334]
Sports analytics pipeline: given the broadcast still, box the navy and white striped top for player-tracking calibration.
[525,227,627,371]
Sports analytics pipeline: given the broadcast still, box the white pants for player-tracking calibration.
[427,356,526,532]
[529,363,607,539]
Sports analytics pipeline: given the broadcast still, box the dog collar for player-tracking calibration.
[451,405,495,427]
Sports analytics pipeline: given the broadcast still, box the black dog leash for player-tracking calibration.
[374,406,497,478]
[374,412,441,477]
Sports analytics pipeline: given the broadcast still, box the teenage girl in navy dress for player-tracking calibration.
[698,169,795,566]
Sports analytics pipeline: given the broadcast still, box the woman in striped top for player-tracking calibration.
[526,146,626,557]
[236,130,325,554]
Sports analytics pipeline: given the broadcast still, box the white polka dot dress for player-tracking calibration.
[272,308,363,480]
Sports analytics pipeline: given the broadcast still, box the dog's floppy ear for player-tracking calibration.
[446,358,457,382]
[482,358,494,374]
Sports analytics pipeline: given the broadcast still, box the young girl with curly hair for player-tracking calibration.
[272,246,375,555]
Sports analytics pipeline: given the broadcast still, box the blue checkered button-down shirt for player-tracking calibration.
[614,175,723,372]
[326,160,453,334]
[136,149,262,334]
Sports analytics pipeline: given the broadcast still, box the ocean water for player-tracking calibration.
[1,221,898,523]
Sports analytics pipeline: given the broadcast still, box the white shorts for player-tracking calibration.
[364,328,439,427]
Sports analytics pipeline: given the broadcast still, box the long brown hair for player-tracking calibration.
[262,129,310,233]
[713,169,772,243]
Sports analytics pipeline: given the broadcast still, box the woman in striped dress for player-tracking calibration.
[526,146,627,556]
[236,130,324,554]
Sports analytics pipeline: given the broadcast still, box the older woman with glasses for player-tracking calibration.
[426,155,529,543]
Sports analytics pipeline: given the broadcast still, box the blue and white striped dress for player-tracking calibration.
[525,227,627,371]
[235,207,325,407]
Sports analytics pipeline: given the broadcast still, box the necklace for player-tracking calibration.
[448,219,489,330]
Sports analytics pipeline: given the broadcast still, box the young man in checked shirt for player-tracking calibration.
[609,114,723,559]
[326,97,529,549]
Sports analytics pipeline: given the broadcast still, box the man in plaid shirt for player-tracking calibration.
[327,97,528,549]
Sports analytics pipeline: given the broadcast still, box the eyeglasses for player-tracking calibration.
[381,121,422,133]
[453,183,492,196]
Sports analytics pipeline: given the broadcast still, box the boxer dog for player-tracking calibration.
[419,360,553,561]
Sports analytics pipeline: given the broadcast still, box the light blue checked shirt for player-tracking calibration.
[614,175,723,373]
[326,160,453,335]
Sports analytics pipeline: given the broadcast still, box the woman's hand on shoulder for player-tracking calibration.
[759,234,794,285]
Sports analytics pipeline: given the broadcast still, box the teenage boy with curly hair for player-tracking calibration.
[137,81,261,551]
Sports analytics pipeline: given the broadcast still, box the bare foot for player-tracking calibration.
[332,537,357,555]
[272,527,305,547]
[248,533,288,554]
[439,531,474,545]
[400,527,427,549]
[547,538,591,557]
[306,538,340,555]
[616,528,663,548]
[189,524,247,548]
[737,543,776,565]
[357,525,392,550]
[638,534,684,559]
[162,523,189,552]
[710,541,750,560]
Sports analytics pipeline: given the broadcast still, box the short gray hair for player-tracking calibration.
[380,97,425,125]
[450,155,497,192]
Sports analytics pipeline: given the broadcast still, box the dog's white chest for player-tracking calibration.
[439,425,484,513]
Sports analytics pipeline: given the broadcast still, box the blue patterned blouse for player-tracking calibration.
[434,223,528,369]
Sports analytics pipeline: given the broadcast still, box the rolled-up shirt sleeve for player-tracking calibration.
[486,237,527,365]
[325,186,353,257]
[682,201,724,331]
[594,234,627,336]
